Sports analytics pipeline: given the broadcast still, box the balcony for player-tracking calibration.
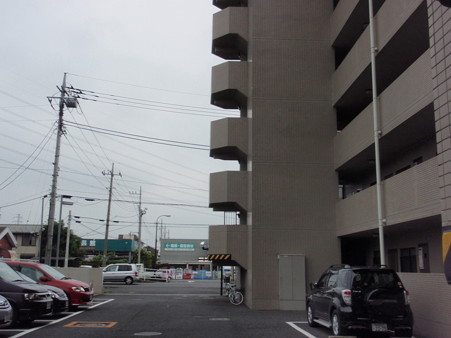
[333,0,429,129]
[211,61,248,110]
[335,51,434,172]
[212,7,248,60]
[213,0,247,10]
[336,157,440,236]
[210,117,248,161]
[210,171,248,212]
[209,224,248,268]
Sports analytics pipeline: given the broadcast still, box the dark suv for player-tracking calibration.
[306,265,413,337]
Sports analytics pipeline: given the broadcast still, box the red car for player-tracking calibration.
[6,261,93,308]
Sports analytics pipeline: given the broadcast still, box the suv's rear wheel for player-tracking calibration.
[124,276,133,285]
[307,304,318,327]
[331,310,347,336]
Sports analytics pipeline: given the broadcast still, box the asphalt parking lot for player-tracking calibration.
[0,280,416,338]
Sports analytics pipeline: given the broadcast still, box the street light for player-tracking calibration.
[154,215,170,268]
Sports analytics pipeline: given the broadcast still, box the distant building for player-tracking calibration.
[0,227,18,258]
[1,224,39,259]
[158,238,210,270]
[80,238,138,260]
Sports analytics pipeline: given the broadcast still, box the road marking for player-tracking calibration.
[9,299,115,338]
[286,321,318,338]
[65,321,117,328]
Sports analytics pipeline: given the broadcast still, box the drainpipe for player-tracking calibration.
[369,0,386,265]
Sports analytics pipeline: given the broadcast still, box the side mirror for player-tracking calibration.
[39,276,50,282]
[310,282,318,290]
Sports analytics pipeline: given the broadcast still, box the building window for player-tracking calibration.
[21,234,37,247]
[400,248,417,272]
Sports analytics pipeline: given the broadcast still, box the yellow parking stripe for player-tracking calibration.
[64,321,118,328]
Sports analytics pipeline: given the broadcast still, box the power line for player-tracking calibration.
[65,120,209,150]
[0,122,55,191]
[67,73,210,97]
[75,95,232,118]
[71,87,232,114]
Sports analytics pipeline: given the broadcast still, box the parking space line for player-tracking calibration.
[9,299,115,338]
[286,321,317,338]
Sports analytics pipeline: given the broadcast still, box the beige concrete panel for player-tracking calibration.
[211,61,248,96]
[384,157,441,224]
[336,185,378,236]
[251,163,337,230]
[251,0,332,41]
[209,225,229,254]
[334,51,434,169]
[252,39,333,100]
[332,0,424,105]
[252,100,335,163]
[209,171,249,211]
[336,158,441,236]
[379,51,433,133]
[247,228,340,309]
[332,27,370,104]
[375,0,424,49]
[210,117,248,157]
[398,273,451,338]
[209,224,248,269]
[330,0,359,43]
[212,7,248,41]
[56,267,103,295]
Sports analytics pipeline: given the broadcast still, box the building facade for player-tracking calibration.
[158,238,210,270]
[2,224,39,259]
[208,0,450,335]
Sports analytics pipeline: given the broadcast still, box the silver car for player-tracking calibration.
[103,264,139,285]
[0,295,13,328]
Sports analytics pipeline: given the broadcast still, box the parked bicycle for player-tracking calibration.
[224,283,244,305]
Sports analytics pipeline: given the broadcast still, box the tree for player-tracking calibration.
[40,221,84,266]
[132,249,153,268]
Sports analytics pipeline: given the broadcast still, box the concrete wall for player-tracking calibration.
[399,273,451,338]
[56,267,104,295]
[427,0,451,283]
[247,0,340,310]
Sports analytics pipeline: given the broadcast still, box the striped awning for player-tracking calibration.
[207,254,231,261]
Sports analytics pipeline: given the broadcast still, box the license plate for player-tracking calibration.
[46,302,52,309]
[372,323,388,332]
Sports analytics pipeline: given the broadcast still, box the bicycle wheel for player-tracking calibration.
[229,291,244,305]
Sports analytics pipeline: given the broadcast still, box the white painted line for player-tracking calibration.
[9,299,115,338]
[286,321,318,338]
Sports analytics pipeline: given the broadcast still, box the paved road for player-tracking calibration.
[0,280,407,338]
[0,279,319,338]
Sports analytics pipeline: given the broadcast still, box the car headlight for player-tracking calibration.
[49,291,58,299]
[0,299,9,308]
[24,293,38,300]
[71,286,85,292]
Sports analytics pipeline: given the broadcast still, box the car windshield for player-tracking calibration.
[0,262,25,282]
[39,264,68,280]
[351,270,401,289]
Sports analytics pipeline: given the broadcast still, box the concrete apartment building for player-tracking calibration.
[208,0,450,336]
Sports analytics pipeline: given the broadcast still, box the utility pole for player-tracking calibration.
[45,73,67,266]
[137,186,146,265]
[102,163,120,266]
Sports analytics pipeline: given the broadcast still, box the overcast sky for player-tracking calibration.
[0,1,238,246]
